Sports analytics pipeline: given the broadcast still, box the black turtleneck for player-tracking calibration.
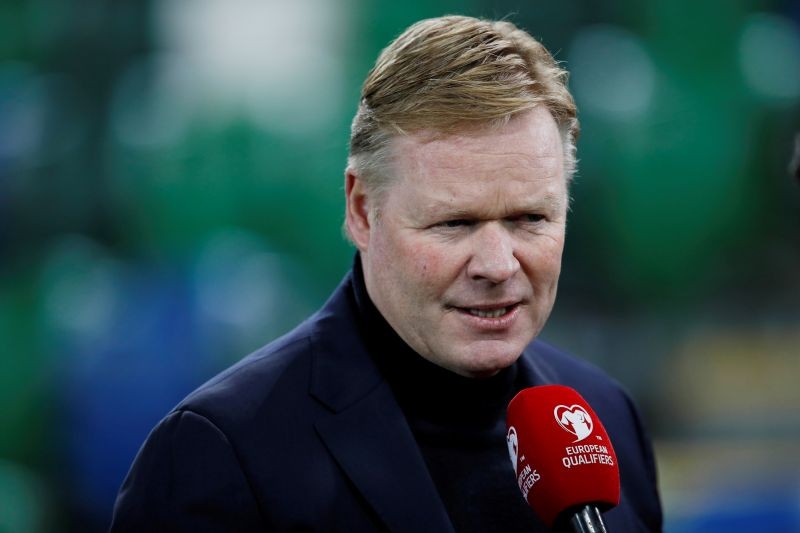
[351,256,548,532]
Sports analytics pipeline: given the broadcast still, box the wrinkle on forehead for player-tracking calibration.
[418,181,567,219]
[417,152,561,176]
[394,143,564,185]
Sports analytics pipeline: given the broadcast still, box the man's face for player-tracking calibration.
[347,107,567,378]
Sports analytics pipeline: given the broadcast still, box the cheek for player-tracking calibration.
[523,236,565,281]
[405,241,459,294]
[410,246,441,286]
[542,245,564,274]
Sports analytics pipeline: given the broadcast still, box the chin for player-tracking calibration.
[455,347,523,379]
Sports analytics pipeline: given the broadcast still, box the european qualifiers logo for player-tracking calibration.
[553,403,615,470]
[506,426,541,499]
[554,404,593,442]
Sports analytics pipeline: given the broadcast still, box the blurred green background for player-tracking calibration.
[1,0,799,531]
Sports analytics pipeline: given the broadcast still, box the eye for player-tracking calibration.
[438,219,474,228]
[519,213,546,224]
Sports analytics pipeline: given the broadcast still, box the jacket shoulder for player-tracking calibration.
[170,269,364,433]
[524,339,626,393]
[176,316,318,429]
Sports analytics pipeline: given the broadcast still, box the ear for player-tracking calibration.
[344,169,372,251]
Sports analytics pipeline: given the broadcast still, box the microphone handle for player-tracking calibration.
[567,505,608,533]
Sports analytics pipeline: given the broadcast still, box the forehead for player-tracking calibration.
[387,108,566,211]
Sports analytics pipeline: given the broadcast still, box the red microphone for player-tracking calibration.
[506,385,620,531]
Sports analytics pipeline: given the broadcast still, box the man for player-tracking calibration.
[110,16,662,532]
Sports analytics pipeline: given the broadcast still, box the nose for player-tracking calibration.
[466,223,521,284]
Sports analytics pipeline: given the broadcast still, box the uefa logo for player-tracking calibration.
[554,404,593,442]
[506,426,519,466]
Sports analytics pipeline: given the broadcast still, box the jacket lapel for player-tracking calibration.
[308,275,454,533]
[314,382,454,533]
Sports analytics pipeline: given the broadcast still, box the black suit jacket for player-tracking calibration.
[110,270,663,532]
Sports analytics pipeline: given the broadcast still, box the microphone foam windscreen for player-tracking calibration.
[506,385,620,527]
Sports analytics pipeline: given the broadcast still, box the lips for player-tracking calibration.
[454,301,521,320]
[468,307,510,318]
[452,302,522,332]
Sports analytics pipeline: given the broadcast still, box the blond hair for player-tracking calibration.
[348,15,579,193]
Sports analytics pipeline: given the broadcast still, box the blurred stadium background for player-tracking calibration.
[1,0,799,531]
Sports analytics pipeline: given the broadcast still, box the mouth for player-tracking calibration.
[454,302,521,320]
[465,306,513,318]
